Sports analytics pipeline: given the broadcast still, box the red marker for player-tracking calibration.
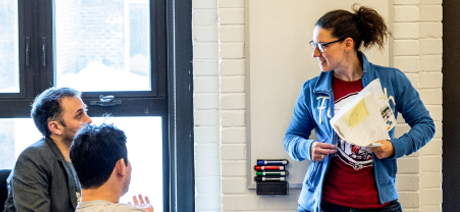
[254,165,285,171]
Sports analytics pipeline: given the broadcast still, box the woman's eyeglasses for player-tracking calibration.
[309,38,345,52]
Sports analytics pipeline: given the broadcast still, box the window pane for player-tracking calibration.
[0,0,19,93]
[54,0,151,92]
[0,116,163,211]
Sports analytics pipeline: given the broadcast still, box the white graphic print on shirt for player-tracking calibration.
[333,92,373,170]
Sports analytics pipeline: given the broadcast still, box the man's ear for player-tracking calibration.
[48,120,63,136]
[115,158,126,176]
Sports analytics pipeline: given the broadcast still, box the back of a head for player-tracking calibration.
[315,4,391,51]
[70,123,128,189]
[31,87,81,137]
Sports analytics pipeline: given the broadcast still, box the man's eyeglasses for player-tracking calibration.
[309,38,345,53]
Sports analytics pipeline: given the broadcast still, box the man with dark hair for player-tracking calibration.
[3,87,92,212]
[70,124,153,212]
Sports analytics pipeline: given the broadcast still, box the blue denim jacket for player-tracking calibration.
[284,52,435,212]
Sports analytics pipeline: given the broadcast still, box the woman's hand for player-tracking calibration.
[370,140,395,159]
[310,141,337,161]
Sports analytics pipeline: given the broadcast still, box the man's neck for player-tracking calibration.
[81,184,122,203]
[49,135,71,162]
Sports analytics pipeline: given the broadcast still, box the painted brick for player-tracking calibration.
[195,93,219,109]
[405,73,419,90]
[221,144,246,160]
[221,93,245,109]
[396,174,419,191]
[420,39,442,54]
[222,195,260,210]
[425,105,442,121]
[257,195,299,210]
[194,126,219,143]
[221,76,245,93]
[195,76,219,93]
[193,0,217,9]
[419,89,442,105]
[393,23,419,39]
[221,110,245,126]
[419,0,442,4]
[219,0,244,8]
[220,59,245,75]
[195,109,219,126]
[193,26,218,42]
[219,8,244,25]
[420,156,441,172]
[393,0,419,4]
[196,193,221,210]
[419,139,442,156]
[222,127,246,143]
[419,22,442,39]
[220,26,244,43]
[420,172,442,189]
[399,192,419,208]
[419,5,442,21]
[193,9,218,26]
[420,205,441,212]
[394,56,419,73]
[220,43,244,58]
[394,124,411,138]
[196,158,220,176]
[394,40,419,56]
[196,143,219,159]
[420,189,442,205]
[397,157,419,174]
[420,55,442,71]
[419,72,442,89]
[194,43,218,59]
[194,59,218,76]
[394,6,419,22]
[433,121,441,139]
[222,177,246,193]
[222,161,246,176]
[196,176,221,194]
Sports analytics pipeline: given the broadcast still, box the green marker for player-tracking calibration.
[256,171,289,176]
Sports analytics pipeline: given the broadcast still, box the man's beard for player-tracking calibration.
[61,127,77,146]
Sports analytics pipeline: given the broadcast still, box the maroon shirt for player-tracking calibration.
[321,77,388,209]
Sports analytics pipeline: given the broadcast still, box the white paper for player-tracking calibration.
[330,79,395,147]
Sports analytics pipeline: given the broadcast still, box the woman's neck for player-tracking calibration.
[333,52,363,82]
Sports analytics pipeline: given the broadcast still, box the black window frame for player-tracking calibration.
[0,0,194,211]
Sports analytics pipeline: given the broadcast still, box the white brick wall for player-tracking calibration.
[193,1,443,211]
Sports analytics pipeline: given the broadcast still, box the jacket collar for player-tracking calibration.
[313,52,373,94]
[44,136,67,162]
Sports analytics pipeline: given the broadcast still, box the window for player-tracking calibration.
[0,0,193,211]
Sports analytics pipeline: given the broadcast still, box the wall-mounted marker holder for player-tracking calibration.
[254,159,289,195]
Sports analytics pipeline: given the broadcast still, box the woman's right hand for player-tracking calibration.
[310,141,337,161]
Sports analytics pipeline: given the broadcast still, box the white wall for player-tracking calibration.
[193,0,443,211]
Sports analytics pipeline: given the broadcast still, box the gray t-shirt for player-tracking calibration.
[76,200,146,212]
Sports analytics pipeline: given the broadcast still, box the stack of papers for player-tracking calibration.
[330,79,396,147]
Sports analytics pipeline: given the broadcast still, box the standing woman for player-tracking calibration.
[284,5,435,212]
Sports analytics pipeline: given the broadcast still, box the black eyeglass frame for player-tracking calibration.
[309,38,345,53]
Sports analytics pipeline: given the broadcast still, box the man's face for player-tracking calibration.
[59,96,92,144]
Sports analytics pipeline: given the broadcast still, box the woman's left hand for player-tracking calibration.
[370,140,395,159]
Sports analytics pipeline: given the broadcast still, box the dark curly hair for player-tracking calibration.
[315,4,391,51]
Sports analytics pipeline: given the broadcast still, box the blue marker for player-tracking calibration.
[257,159,289,165]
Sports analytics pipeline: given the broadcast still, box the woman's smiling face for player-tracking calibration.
[311,26,346,73]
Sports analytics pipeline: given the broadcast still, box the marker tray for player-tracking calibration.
[256,181,289,195]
